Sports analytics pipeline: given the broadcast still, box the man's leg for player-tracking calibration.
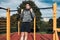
[20,32,25,40]
[24,32,28,40]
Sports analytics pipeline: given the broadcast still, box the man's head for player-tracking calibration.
[25,4,31,9]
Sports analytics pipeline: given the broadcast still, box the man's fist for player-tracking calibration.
[21,9,23,13]
[30,8,33,12]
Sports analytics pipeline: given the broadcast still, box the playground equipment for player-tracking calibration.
[34,16,36,40]
[53,2,59,40]
[0,2,60,40]
[6,8,10,40]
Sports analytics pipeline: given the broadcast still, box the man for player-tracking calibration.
[20,3,35,40]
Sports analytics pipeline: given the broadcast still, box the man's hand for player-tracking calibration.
[21,9,23,13]
[30,8,33,12]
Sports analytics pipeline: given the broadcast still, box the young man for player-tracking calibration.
[20,3,35,40]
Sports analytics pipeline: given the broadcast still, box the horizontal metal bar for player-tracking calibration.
[41,17,52,18]
[0,7,7,10]
[10,10,18,12]
[0,7,53,11]
[56,28,60,32]
[38,7,53,9]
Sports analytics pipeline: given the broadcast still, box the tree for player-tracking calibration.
[49,17,60,28]
[10,14,18,32]
[49,19,53,27]
[48,17,60,34]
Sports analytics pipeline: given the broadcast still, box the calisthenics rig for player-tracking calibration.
[0,2,60,40]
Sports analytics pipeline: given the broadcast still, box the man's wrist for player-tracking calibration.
[30,8,33,12]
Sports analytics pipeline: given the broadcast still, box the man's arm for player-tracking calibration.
[20,9,24,18]
[30,8,35,18]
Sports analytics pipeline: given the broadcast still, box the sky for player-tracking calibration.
[0,0,60,18]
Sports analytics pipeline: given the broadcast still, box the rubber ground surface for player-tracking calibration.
[0,32,60,40]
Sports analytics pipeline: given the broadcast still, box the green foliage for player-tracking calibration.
[11,14,18,27]
[49,17,60,28]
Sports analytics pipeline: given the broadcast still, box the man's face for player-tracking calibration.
[26,4,31,9]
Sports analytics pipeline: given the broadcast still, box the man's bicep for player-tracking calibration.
[20,9,24,18]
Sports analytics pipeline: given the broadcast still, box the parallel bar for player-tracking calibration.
[6,8,10,40]
[34,16,36,40]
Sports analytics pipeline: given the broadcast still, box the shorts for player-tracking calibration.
[20,22,31,32]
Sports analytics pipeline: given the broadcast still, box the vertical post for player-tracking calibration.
[6,8,10,40]
[53,2,59,40]
[18,21,20,35]
[34,16,36,40]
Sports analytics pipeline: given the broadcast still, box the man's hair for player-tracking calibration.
[25,3,31,7]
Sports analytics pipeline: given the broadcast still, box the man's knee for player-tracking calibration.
[21,32,25,36]
[25,32,28,36]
